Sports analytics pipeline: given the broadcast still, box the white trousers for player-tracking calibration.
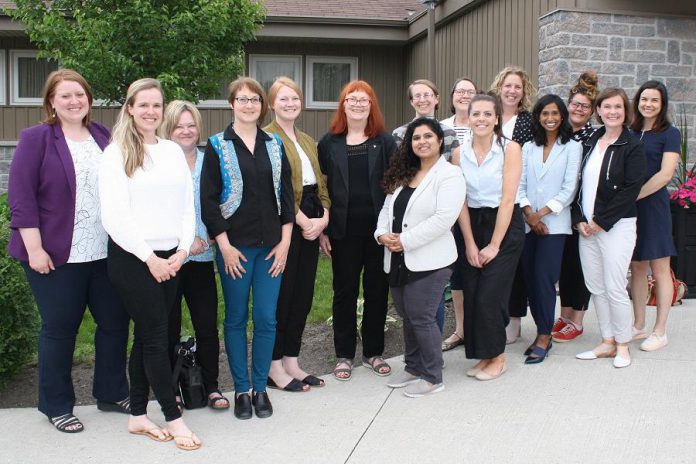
[579,218,636,343]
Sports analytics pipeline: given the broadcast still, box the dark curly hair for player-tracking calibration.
[382,117,444,194]
[531,94,572,146]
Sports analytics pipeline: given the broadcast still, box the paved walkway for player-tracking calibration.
[1,298,695,464]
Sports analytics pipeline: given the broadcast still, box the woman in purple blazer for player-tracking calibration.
[7,69,130,433]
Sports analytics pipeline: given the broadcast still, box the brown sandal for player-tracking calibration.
[362,356,391,376]
[333,358,353,381]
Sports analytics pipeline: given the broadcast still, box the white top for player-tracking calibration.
[518,139,582,235]
[295,141,317,186]
[66,136,108,262]
[99,138,195,262]
[440,115,471,147]
[502,115,517,139]
[459,135,512,208]
[581,142,605,221]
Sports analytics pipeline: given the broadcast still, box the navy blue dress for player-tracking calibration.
[630,126,680,261]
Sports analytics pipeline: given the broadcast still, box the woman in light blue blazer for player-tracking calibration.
[518,94,581,364]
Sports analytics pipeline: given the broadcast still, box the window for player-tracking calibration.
[198,80,232,108]
[0,51,5,105]
[305,56,358,109]
[249,55,302,95]
[10,50,59,105]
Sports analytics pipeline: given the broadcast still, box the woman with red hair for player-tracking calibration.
[318,80,396,381]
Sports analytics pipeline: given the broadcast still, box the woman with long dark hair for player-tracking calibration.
[451,94,523,381]
[318,80,396,381]
[378,117,465,396]
[629,81,680,351]
[518,94,581,363]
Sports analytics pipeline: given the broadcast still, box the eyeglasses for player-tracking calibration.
[235,96,262,105]
[569,101,592,111]
[345,97,370,107]
[453,89,476,96]
[412,92,435,101]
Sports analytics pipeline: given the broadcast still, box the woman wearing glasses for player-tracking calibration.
[440,77,480,352]
[552,71,599,343]
[201,77,294,419]
[318,80,396,381]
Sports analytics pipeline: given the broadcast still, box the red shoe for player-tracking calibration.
[552,323,583,342]
[551,318,567,335]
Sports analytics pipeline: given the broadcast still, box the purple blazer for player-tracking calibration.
[8,122,111,266]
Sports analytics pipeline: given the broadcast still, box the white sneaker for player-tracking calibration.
[387,371,420,388]
[613,353,632,368]
[403,380,445,398]
[640,333,668,352]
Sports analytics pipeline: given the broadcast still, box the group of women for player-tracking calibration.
[6,63,681,446]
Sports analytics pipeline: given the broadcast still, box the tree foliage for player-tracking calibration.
[6,0,266,103]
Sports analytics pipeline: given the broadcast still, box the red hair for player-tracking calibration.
[328,80,386,138]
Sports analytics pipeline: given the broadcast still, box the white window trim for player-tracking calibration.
[0,50,6,106]
[10,50,58,105]
[249,54,302,92]
[305,56,358,110]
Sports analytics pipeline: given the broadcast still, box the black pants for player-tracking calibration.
[559,229,591,311]
[107,240,181,421]
[168,260,219,394]
[461,206,524,359]
[508,261,528,317]
[331,235,389,360]
[23,259,129,418]
[274,186,322,360]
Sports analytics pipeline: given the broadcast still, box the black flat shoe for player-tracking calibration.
[301,374,325,387]
[267,377,309,392]
[252,391,273,419]
[234,392,252,420]
[97,397,131,414]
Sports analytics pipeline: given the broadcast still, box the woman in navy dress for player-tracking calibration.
[629,81,680,352]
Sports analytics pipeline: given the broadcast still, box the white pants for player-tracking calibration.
[579,218,636,343]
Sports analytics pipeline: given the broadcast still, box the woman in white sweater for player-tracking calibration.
[99,78,200,451]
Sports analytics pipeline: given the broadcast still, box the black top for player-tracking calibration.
[571,126,646,232]
[317,131,396,240]
[346,141,374,236]
[572,122,595,144]
[511,111,533,145]
[200,125,294,248]
[388,187,435,287]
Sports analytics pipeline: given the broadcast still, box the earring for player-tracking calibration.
[52,107,56,117]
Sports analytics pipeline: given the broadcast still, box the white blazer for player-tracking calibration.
[375,156,466,273]
[518,139,582,235]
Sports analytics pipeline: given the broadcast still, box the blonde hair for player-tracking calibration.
[489,66,537,113]
[268,76,303,106]
[159,100,203,144]
[111,78,164,177]
[227,76,268,121]
[42,69,93,126]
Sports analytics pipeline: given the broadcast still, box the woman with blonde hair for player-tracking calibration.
[99,78,200,449]
[263,77,330,391]
[8,69,129,433]
[201,77,294,419]
[160,101,227,409]
[489,65,537,344]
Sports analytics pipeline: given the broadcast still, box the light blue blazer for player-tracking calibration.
[518,139,581,235]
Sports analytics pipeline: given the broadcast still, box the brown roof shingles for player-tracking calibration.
[262,0,425,21]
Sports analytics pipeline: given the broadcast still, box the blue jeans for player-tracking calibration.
[217,246,281,393]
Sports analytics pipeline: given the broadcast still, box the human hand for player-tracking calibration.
[28,248,54,274]
[576,222,592,238]
[478,243,500,266]
[189,236,205,256]
[319,233,332,258]
[465,243,482,268]
[146,254,176,283]
[167,250,188,273]
[532,221,549,236]
[266,239,290,277]
[219,244,247,279]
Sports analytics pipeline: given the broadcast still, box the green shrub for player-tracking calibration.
[0,193,40,385]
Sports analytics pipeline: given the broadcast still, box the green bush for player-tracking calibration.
[0,193,40,385]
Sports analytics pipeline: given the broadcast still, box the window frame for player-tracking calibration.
[305,56,358,110]
[10,50,59,106]
[248,53,302,95]
[0,50,6,106]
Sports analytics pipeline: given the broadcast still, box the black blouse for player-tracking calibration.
[201,125,294,248]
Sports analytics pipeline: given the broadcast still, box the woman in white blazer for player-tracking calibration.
[518,94,581,363]
[376,117,466,397]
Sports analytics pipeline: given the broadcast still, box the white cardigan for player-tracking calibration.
[375,156,466,273]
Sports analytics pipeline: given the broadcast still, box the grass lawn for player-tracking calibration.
[73,255,334,363]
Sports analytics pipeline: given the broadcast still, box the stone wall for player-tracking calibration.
[0,145,14,194]
[538,10,696,165]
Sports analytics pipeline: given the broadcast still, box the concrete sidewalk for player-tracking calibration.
[2,299,695,464]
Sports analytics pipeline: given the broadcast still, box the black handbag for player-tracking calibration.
[172,336,207,409]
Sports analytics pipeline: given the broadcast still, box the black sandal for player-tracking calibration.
[97,397,131,414]
[208,390,230,410]
[301,374,325,387]
[50,413,84,433]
